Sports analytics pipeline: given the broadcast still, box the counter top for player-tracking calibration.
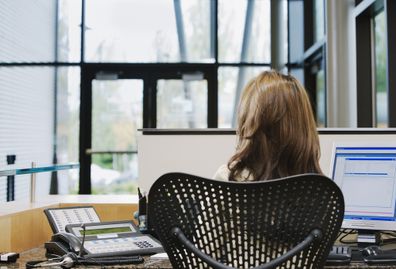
[1,247,395,269]
[2,247,172,268]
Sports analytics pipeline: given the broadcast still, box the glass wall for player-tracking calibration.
[355,0,395,127]
[2,0,278,195]
[0,0,58,201]
[157,79,208,128]
[57,0,82,62]
[90,79,143,194]
[374,11,387,127]
[85,0,212,63]
[0,1,56,62]
[56,67,80,194]
[218,0,271,63]
[288,0,326,127]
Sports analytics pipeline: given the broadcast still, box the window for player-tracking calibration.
[374,11,387,127]
[288,0,326,126]
[218,0,271,63]
[0,0,59,201]
[0,1,56,62]
[57,0,82,62]
[56,67,80,194]
[85,0,212,63]
[157,79,208,128]
[1,0,279,195]
[355,0,396,127]
[0,66,55,200]
[91,79,142,194]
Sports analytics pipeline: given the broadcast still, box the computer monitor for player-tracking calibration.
[331,145,396,240]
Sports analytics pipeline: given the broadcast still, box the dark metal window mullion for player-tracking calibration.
[209,0,218,128]
[210,0,218,62]
[50,0,60,194]
[356,10,374,127]
[385,0,396,127]
[79,66,93,194]
[322,44,328,127]
[81,0,86,64]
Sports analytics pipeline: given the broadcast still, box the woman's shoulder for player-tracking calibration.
[213,164,230,181]
[213,164,254,182]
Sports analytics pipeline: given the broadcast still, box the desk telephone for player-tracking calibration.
[44,206,163,258]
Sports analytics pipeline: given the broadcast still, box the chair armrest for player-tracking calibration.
[172,227,322,269]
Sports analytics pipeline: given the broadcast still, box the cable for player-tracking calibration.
[26,253,78,268]
[338,229,358,244]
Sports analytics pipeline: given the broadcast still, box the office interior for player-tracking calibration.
[1,0,396,267]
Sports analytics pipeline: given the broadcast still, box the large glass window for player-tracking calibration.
[91,79,143,194]
[58,0,82,62]
[374,11,387,127]
[0,1,56,62]
[157,79,208,128]
[218,0,271,63]
[355,1,395,127]
[179,1,212,62]
[288,0,326,126]
[313,0,325,43]
[0,66,55,200]
[85,0,211,63]
[56,67,80,194]
[1,0,282,195]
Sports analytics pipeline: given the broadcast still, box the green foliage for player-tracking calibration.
[375,12,386,93]
[92,154,113,170]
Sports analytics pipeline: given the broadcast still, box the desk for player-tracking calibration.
[2,247,171,268]
[1,247,395,269]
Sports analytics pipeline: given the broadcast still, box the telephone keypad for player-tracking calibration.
[84,237,161,254]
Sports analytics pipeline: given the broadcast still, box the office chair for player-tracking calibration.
[148,172,344,269]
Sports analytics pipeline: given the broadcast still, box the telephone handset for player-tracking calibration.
[45,232,84,257]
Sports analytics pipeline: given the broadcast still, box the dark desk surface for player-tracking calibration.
[1,247,171,268]
[1,247,395,268]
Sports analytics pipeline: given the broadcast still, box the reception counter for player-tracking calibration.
[0,195,138,253]
[2,195,396,268]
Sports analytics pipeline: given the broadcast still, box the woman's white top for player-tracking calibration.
[213,164,254,182]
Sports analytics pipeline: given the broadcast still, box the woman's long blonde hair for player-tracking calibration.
[228,70,322,181]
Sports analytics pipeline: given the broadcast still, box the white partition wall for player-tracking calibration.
[138,129,396,193]
[138,131,237,193]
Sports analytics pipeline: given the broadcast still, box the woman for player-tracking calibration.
[214,70,322,181]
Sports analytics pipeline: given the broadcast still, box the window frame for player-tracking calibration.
[355,0,396,127]
[287,0,327,126]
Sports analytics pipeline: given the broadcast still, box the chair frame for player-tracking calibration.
[148,173,344,269]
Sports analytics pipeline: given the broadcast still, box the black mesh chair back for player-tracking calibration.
[148,173,344,269]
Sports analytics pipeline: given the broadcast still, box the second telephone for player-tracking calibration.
[44,207,163,258]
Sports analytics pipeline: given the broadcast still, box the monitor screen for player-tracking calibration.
[331,146,396,231]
